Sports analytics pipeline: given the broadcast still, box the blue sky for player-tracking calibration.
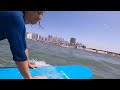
[26,11,120,53]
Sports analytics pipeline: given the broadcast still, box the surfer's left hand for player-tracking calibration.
[28,63,41,69]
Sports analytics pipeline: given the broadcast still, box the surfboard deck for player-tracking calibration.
[0,65,93,79]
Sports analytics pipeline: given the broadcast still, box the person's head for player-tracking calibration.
[24,11,45,24]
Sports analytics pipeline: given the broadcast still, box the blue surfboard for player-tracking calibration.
[0,65,93,79]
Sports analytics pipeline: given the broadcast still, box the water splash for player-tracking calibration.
[30,59,51,66]
[29,59,65,79]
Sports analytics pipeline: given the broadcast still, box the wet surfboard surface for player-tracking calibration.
[0,65,93,79]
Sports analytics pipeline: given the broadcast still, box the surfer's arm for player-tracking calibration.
[25,48,32,66]
[15,61,44,79]
[25,48,30,62]
[25,48,40,68]
[15,61,32,79]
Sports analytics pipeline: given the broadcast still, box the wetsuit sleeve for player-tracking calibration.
[24,38,27,50]
[7,12,27,61]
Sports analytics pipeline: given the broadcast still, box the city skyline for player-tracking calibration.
[26,31,84,46]
[25,11,120,53]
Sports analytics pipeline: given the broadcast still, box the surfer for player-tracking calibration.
[0,11,47,79]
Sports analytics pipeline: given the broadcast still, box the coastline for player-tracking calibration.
[26,32,120,57]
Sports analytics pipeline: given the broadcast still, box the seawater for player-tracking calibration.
[0,39,120,79]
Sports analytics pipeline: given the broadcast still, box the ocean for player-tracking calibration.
[0,39,120,79]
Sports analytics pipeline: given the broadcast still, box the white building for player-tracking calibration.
[26,32,33,39]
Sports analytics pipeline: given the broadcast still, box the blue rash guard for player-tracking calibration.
[0,11,27,61]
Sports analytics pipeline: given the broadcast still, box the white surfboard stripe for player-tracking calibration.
[61,70,70,79]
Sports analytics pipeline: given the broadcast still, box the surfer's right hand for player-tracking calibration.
[29,63,41,69]
[32,76,47,79]
[28,61,41,69]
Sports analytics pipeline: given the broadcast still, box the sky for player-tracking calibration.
[25,11,120,53]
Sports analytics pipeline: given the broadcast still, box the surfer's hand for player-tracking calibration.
[28,63,41,69]
[32,76,47,79]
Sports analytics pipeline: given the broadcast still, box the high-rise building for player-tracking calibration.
[48,35,53,42]
[70,38,76,45]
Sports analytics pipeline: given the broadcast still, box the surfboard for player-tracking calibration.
[0,65,93,79]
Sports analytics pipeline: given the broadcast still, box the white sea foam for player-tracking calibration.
[30,59,51,66]
[29,59,64,79]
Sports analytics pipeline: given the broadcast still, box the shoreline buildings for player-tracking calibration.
[26,32,120,57]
